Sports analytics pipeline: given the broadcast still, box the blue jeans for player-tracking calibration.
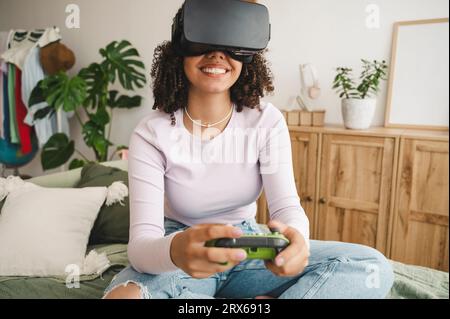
[104,218,394,299]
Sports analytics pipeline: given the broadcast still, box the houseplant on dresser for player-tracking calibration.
[333,59,388,129]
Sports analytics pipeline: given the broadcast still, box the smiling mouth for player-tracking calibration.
[200,67,231,75]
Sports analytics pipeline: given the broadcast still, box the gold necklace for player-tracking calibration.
[184,104,233,128]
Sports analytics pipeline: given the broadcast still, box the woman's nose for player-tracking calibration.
[206,50,226,60]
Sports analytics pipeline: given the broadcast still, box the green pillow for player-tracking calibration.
[75,163,129,245]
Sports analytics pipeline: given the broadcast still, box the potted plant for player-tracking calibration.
[29,40,147,170]
[332,59,388,130]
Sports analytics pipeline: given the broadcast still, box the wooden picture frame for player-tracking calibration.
[385,18,449,131]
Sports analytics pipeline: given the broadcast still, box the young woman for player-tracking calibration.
[103,18,394,300]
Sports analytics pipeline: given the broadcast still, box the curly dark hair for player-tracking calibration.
[150,41,275,126]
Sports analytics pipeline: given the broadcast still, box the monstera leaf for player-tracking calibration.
[41,133,75,170]
[40,72,87,112]
[33,40,147,170]
[28,80,46,107]
[82,120,104,148]
[108,90,142,109]
[82,120,113,161]
[100,40,146,90]
[28,81,55,121]
[69,158,86,170]
[79,63,109,109]
[90,106,110,127]
[34,106,55,120]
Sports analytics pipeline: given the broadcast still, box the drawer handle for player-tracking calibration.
[304,196,313,203]
[319,197,327,204]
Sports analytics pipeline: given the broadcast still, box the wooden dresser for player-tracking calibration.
[256,125,449,271]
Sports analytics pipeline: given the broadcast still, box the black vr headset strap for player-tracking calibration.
[171,8,184,57]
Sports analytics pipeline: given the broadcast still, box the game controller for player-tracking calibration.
[205,228,290,260]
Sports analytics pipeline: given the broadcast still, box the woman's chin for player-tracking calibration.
[197,85,232,95]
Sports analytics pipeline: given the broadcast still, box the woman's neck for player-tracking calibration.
[186,89,232,125]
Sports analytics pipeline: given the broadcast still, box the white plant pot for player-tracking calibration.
[341,98,376,130]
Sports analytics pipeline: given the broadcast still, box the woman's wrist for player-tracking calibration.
[169,231,183,268]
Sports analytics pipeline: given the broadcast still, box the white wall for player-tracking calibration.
[0,0,448,177]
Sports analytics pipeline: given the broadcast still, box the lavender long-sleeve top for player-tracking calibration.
[127,101,310,274]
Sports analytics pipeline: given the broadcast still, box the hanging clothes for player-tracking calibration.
[35,27,73,140]
[0,27,71,150]
[0,30,12,140]
[1,30,44,70]
[0,70,2,139]
[8,30,27,48]
[14,68,32,153]
[2,72,10,143]
[7,63,19,144]
[1,28,61,69]
[22,46,56,147]
[0,30,38,166]
[0,31,9,139]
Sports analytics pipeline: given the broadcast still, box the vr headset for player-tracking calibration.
[171,0,271,63]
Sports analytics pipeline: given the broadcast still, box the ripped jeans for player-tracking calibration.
[103,218,394,299]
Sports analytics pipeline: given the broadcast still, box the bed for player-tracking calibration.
[0,160,447,299]
[0,243,448,299]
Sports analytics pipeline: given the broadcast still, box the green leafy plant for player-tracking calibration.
[333,59,388,99]
[29,40,146,170]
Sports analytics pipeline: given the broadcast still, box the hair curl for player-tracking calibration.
[150,41,275,126]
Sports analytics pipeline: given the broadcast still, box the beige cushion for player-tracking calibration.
[28,160,128,188]
[0,182,108,276]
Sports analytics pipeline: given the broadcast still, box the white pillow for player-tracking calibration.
[0,176,128,277]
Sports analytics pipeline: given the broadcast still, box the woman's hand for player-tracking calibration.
[265,220,310,277]
[170,224,248,279]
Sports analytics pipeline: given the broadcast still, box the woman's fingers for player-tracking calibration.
[171,224,249,278]
[266,220,310,276]
[197,247,247,264]
[274,238,305,265]
[267,219,289,234]
[188,256,242,278]
[191,224,243,243]
[265,249,308,277]
[268,220,307,263]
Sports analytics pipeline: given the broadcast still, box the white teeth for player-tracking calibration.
[201,67,227,75]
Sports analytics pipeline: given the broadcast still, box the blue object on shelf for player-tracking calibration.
[0,130,38,168]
